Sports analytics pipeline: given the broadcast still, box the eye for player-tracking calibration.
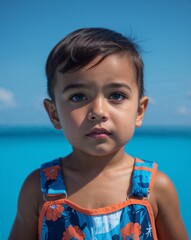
[109,92,126,101]
[70,94,87,102]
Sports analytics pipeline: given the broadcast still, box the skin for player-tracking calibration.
[9,54,188,239]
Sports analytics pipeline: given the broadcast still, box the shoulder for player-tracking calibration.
[22,168,41,188]
[17,168,43,221]
[154,170,176,197]
[150,170,178,215]
[148,168,173,215]
[152,169,181,213]
[9,168,43,239]
[20,168,42,201]
[150,170,188,239]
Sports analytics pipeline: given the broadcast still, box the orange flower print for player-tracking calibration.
[43,165,60,180]
[46,204,64,221]
[62,226,85,240]
[121,222,141,240]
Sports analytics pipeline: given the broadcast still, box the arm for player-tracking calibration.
[9,169,42,240]
[153,170,188,240]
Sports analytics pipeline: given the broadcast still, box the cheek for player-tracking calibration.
[116,122,136,145]
[113,109,137,139]
[114,105,138,126]
[61,110,85,132]
[120,120,135,134]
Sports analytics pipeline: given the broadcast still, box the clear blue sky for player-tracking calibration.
[0,0,191,126]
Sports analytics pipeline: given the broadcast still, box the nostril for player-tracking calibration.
[102,116,107,121]
[88,112,108,122]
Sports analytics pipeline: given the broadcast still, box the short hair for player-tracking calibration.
[46,28,144,100]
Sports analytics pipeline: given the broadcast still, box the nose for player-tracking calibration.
[88,112,108,122]
[88,96,108,122]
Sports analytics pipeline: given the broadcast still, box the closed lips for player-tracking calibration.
[86,128,111,136]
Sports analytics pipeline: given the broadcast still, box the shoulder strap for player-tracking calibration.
[130,158,158,198]
[40,158,67,196]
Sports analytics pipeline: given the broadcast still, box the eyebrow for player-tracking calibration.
[104,83,132,92]
[62,83,91,93]
[62,82,132,93]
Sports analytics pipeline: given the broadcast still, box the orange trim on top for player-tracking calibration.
[134,166,153,172]
[135,158,144,163]
[38,198,158,240]
[39,198,152,216]
[142,200,158,240]
[38,203,47,239]
[46,193,64,197]
[149,163,158,194]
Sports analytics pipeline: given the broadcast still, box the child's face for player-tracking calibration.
[44,54,148,156]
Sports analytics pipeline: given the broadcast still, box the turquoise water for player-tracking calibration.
[1,126,191,239]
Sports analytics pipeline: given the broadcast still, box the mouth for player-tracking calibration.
[86,128,112,139]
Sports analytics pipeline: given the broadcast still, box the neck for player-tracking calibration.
[65,147,132,174]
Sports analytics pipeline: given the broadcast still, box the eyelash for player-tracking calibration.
[69,92,127,102]
[70,93,87,102]
[109,92,126,101]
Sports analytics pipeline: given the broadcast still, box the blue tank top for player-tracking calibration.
[39,158,158,240]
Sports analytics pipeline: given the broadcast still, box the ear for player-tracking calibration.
[43,99,62,130]
[136,96,149,128]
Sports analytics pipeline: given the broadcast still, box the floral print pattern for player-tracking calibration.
[45,204,64,221]
[39,158,157,239]
[62,226,86,240]
[43,165,60,180]
[121,222,141,240]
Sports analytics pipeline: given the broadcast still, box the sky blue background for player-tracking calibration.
[1,2,191,238]
[0,0,191,126]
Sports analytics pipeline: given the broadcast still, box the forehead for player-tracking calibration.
[55,54,136,87]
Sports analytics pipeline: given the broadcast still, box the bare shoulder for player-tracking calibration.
[9,168,42,240]
[17,168,41,196]
[154,170,177,201]
[151,169,188,240]
[17,168,42,213]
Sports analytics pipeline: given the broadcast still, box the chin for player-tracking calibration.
[86,146,122,157]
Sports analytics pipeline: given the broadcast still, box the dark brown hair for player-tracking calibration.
[46,28,144,99]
